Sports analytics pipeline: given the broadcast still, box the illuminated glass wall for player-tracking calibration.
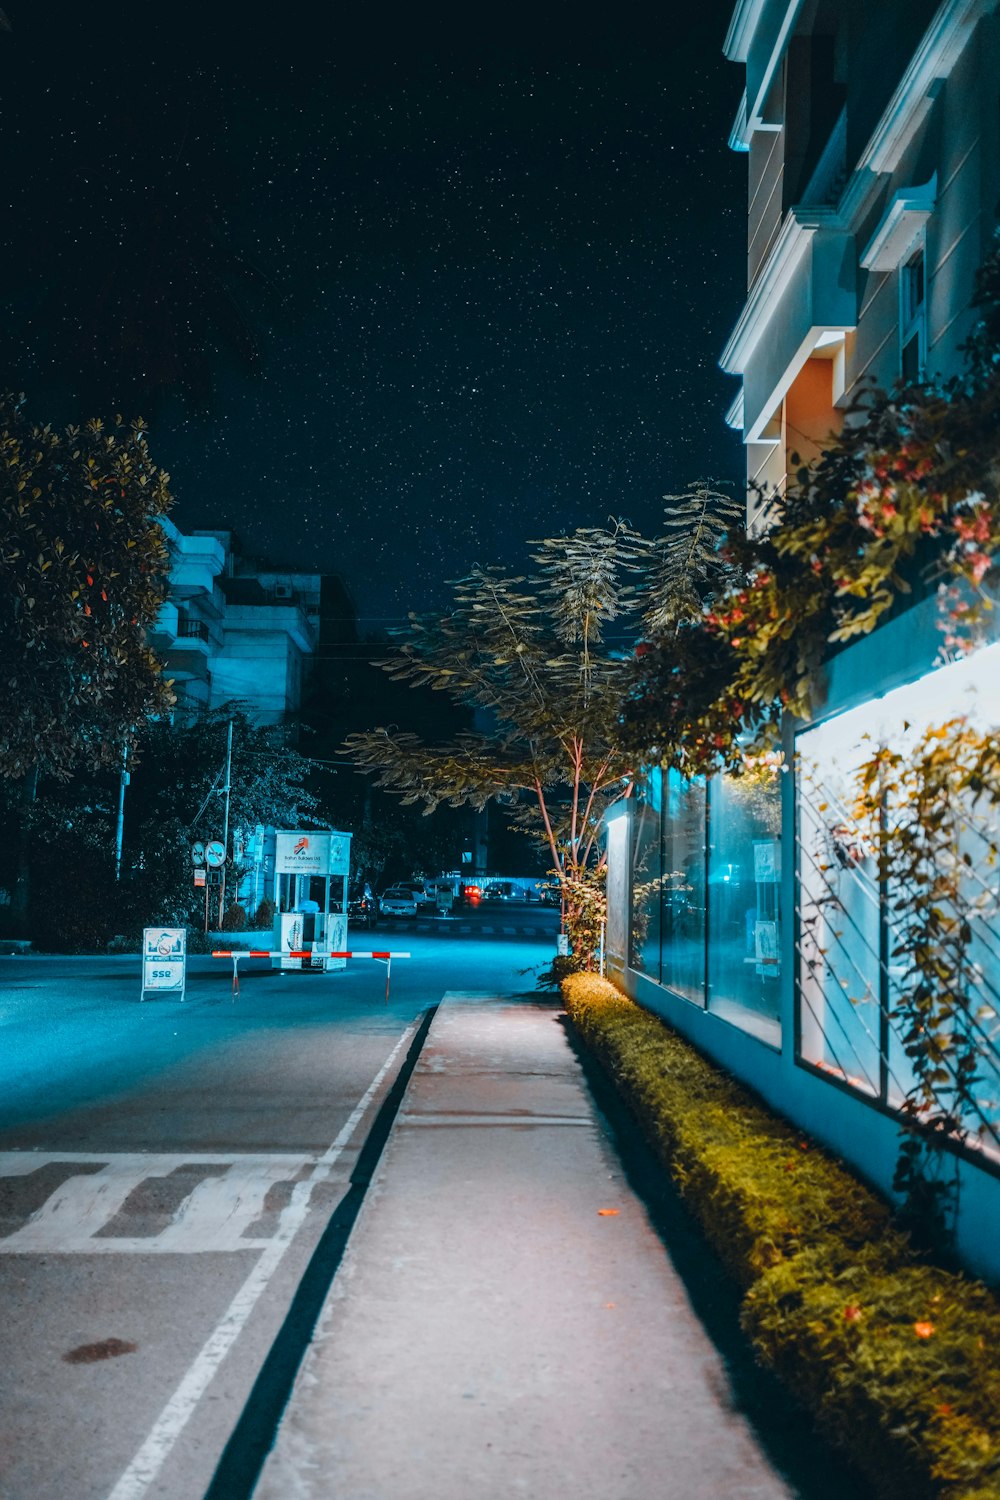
[796,641,1000,1156]
[706,772,782,1040]
[628,765,782,1040]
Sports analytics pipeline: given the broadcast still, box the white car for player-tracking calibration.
[379,887,418,918]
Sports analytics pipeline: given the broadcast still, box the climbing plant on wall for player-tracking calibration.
[625,229,1000,779]
[850,720,1000,1246]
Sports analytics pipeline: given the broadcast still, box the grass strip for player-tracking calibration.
[562,972,1000,1500]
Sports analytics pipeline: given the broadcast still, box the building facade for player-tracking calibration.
[151,522,320,725]
[608,0,1000,1280]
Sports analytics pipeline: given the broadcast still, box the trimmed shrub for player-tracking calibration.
[562,972,1000,1500]
[220,903,248,932]
[252,896,276,929]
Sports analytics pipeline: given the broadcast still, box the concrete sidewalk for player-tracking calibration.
[255,993,803,1500]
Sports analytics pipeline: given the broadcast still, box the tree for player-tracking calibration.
[12,707,322,950]
[119,708,321,928]
[346,496,741,965]
[0,395,174,782]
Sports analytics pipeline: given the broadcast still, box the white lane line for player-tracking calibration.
[105,1019,419,1500]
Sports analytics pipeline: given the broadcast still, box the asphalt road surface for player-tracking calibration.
[0,907,559,1500]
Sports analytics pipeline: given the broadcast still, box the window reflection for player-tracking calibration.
[626,763,781,1040]
[706,769,782,1041]
[662,771,706,1004]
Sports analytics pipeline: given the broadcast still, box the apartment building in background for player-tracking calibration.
[607,0,1000,1280]
[150,521,320,725]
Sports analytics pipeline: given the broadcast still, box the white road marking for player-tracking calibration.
[104,1019,419,1500]
[3,1164,143,1252]
[0,1154,312,1254]
[154,1158,305,1253]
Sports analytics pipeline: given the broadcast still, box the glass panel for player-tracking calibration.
[629,770,662,979]
[661,770,706,1005]
[707,770,782,1042]
[796,640,1000,1133]
[796,747,882,1095]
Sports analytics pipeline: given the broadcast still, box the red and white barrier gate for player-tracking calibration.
[211,950,411,1003]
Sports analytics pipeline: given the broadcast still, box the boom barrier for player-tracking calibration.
[211,949,411,1003]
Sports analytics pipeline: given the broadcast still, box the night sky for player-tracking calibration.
[1,2,745,626]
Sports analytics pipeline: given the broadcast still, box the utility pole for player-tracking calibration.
[114,744,129,882]
[218,718,233,927]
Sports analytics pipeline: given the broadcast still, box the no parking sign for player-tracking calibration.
[141,928,187,1001]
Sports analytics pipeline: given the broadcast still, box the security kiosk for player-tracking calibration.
[271,829,351,971]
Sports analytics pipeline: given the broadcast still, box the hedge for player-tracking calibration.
[562,973,1000,1500]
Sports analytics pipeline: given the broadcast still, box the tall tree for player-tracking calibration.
[0,394,174,783]
[346,498,741,964]
[0,395,174,933]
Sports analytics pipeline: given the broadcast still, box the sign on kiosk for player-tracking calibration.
[274,831,350,876]
[142,927,186,1001]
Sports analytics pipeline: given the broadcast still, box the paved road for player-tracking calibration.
[0,912,558,1500]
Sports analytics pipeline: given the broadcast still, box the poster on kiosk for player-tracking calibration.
[272,830,351,971]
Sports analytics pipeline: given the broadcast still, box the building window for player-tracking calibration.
[627,764,781,1042]
[706,771,782,1041]
[629,771,663,980]
[900,246,926,382]
[662,770,707,1006]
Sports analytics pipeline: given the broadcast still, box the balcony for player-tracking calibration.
[721,206,856,444]
[175,613,212,645]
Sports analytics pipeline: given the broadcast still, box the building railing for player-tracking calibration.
[175,613,212,643]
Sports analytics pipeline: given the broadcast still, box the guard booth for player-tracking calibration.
[272,829,351,971]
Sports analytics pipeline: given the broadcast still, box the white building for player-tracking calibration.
[151,522,320,725]
[607,0,1000,1280]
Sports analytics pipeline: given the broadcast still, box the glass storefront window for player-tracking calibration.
[706,769,782,1043]
[629,770,662,979]
[661,770,706,1005]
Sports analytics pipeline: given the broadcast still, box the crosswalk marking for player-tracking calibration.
[0,1152,316,1254]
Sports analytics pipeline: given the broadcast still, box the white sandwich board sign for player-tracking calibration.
[142,927,187,1001]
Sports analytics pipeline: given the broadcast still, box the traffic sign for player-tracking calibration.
[205,840,226,868]
[193,868,206,888]
[191,841,205,865]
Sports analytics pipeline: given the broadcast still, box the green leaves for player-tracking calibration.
[0,394,174,782]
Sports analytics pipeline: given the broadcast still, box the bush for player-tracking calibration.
[220,903,248,932]
[184,926,217,954]
[562,973,1000,1500]
[106,933,140,954]
[252,896,276,929]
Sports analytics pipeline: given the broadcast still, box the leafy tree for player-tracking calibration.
[346,499,739,963]
[120,708,321,929]
[0,395,174,782]
[642,481,745,635]
[12,707,322,950]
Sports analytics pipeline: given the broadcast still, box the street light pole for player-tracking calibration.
[218,719,233,927]
[114,743,129,882]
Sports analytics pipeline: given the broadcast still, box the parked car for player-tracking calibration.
[398,880,435,911]
[347,893,377,929]
[379,887,419,918]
